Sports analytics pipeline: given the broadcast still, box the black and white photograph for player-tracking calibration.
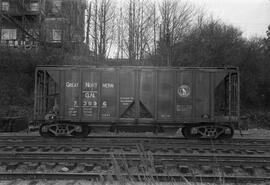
[0,0,269,184]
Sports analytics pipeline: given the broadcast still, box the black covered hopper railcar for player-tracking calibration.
[34,66,239,139]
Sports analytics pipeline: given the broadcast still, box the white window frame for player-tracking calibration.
[2,1,9,11]
[52,0,62,13]
[30,0,40,12]
[1,29,17,40]
[52,29,62,42]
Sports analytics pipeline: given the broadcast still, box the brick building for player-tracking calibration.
[0,0,86,48]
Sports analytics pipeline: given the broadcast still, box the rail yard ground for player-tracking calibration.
[1,128,270,184]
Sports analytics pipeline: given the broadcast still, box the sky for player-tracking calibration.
[86,0,270,39]
[188,0,270,38]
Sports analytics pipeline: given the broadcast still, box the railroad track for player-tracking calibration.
[1,151,270,182]
[0,136,270,155]
[1,135,270,183]
[1,134,270,145]
[1,134,270,146]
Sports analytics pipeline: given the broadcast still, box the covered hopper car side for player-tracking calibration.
[34,66,239,139]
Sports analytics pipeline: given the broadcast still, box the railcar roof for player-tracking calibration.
[36,65,238,70]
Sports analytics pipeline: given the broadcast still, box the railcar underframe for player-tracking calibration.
[34,66,240,139]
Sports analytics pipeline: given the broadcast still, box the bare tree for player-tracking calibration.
[115,7,127,59]
[86,2,92,46]
[124,0,157,61]
[159,0,196,65]
[94,0,98,59]
[128,0,135,60]
[153,3,158,55]
[99,0,116,59]
[85,0,197,61]
[88,0,116,60]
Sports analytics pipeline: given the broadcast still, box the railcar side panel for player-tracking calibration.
[175,71,193,121]
[139,69,155,119]
[34,66,240,127]
[119,69,136,119]
[63,70,80,120]
[214,71,229,118]
[100,69,117,120]
[157,70,174,121]
[81,69,99,120]
[195,71,211,121]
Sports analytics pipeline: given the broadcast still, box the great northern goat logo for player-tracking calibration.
[178,85,191,97]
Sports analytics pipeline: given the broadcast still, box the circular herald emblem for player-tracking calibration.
[178,85,191,97]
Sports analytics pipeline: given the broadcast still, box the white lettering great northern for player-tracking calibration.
[66,82,79,88]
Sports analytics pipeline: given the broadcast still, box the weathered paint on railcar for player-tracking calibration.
[34,66,239,127]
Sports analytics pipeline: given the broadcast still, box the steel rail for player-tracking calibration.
[0,142,269,154]
[0,173,270,183]
[0,152,270,164]
[1,135,270,143]
[1,136,270,146]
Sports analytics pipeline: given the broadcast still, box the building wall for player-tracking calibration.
[0,0,86,47]
[42,0,86,44]
[0,0,45,47]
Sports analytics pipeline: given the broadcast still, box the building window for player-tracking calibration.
[2,1,9,11]
[52,0,62,13]
[30,0,40,11]
[52,29,62,42]
[1,29,17,40]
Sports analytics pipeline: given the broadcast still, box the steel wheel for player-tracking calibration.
[39,123,90,137]
[183,124,234,139]
[70,124,90,137]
